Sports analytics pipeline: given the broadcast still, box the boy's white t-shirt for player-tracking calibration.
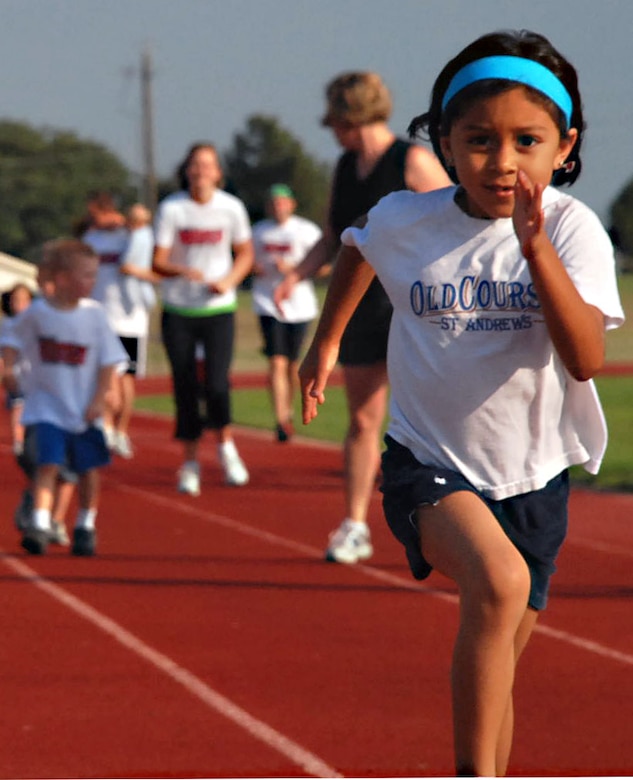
[154,190,252,314]
[342,186,625,500]
[251,215,322,323]
[3,297,129,433]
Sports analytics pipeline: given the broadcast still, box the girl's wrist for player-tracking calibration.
[522,231,550,263]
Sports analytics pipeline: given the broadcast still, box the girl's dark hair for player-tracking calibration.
[1,283,33,316]
[408,30,584,186]
[176,142,222,191]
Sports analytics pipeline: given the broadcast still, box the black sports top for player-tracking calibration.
[329,139,411,364]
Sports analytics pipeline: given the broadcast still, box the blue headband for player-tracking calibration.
[441,55,573,128]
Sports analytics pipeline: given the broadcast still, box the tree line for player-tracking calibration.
[2,114,632,266]
[0,115,330,263]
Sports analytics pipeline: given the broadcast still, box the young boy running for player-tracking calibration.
[1,239,128,556]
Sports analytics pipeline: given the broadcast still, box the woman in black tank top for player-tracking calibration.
[275,71,450,564]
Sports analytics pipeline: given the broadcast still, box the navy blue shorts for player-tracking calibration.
[258,316,310,361]
[380,436,569,610]
[33,422,110,475]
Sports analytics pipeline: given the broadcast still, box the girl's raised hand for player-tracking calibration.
[513,169,545,261]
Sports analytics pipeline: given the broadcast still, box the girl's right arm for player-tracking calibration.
[299,243,375,424]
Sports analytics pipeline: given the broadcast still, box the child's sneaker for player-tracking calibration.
[177,462,201,496]
[275,421,294,443]
[72,528,96,556]
[21,527,49,556]
[112,431,134,459]
[218,442,249,486]
[14,489,34,531]
[325,519,373,564]
[49,520,70,547]
[103,426,117,450]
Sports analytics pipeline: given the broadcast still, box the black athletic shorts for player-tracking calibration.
[119,336,140,376]
[380,435,569,610]
[258,316,310,361]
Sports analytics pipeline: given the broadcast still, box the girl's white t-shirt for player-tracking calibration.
[154,189,252,314]
[342,186,625,500]
[84,226,149,338]
[120,224,157,314]
[251,215,322,323]
[3,297,129,433]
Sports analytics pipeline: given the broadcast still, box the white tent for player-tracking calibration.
[0,251,37,293]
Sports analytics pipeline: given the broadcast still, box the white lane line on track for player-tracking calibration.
[115,481,633,668]
[0,551,342,779]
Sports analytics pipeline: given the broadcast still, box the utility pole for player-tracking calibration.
[140,46,157,212]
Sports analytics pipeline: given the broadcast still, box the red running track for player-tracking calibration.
[0,402,632,778]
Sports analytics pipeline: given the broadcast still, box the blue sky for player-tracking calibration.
[1,0,631,222]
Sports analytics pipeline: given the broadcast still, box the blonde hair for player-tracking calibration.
[39,239,97,275]
[321,71,392,127]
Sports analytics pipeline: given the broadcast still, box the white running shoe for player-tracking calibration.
[218,442,249,486]
[49,520,70,547]
[325,519,373,564]
[112,431,134,459]
[103,426,117,450]
[177,462,201,496]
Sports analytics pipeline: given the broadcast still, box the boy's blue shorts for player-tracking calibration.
[33,422,110,475]
[18,425,78,483]
[380,436,569,610]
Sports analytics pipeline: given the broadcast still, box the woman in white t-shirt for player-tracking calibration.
[298,29,624,777]
[152,142,254,496]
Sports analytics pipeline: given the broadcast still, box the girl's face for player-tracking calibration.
[186,147,222,197]
[10,286,32,315]
[440,87,578,219]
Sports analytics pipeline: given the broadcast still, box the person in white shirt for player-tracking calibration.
[2,239,128,557]
[78,192,147,460]
[106,202,160,458]
[298,29,624,777]
[152,142,254,496]
[252,184,322,441]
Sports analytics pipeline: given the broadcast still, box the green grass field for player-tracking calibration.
[139,275,633,490]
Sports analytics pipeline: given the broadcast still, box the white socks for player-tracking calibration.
[75,508,97,531]
[33,508,51,532]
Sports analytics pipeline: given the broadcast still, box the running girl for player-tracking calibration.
[299,30,624,777]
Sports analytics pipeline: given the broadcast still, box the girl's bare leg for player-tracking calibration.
[269,355,292,425]
[416,490,531,776]
[495,608,538,776]
[116,373,136,435]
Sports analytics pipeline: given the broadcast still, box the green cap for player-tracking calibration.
[269,183,294,199]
